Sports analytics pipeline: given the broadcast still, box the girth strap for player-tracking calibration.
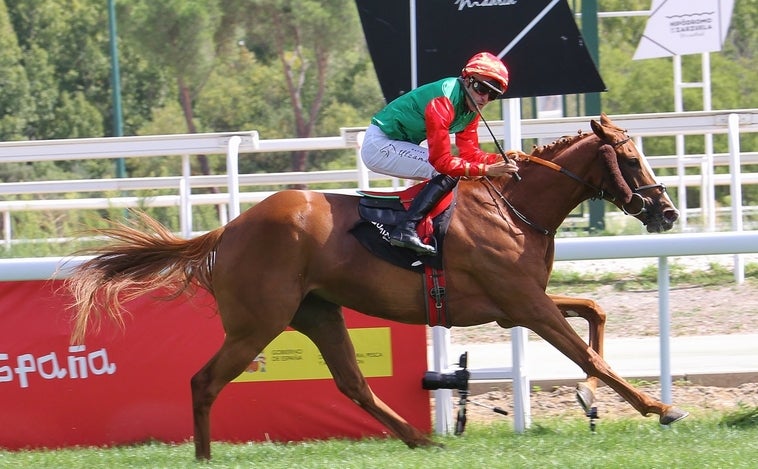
[424,267,450,327]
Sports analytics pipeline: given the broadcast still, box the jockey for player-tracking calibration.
[361,52,519,255]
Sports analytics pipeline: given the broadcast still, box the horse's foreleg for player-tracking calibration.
[290,297,436,449]
[550,294,607,413]
[524,297,688,425]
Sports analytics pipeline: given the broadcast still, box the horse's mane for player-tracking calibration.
[528,126,634,205]
[532,131,591,158]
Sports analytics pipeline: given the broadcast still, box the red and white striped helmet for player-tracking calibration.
[461,52,509,93]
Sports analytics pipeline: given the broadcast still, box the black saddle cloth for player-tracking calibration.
[349,190,455,273]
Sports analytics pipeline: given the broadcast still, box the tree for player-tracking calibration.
[0,0,31,141]
[242,0,365,176]
[123,0,224,179]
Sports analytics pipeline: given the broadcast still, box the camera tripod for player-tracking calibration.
[454,387,509,435]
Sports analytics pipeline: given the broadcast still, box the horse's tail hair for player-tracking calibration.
[66,210,224,345]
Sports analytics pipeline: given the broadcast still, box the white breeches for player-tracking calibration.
[360,124,437,180]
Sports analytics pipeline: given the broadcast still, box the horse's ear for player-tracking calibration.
[590,118,604,138]
[599,144,633,204]
[591,113,614,138]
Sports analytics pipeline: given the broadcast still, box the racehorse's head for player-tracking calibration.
[591,114,679,233]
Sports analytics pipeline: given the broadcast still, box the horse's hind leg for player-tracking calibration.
[290,295,436,449]
[190,311,292,460]
[550,294,606,413]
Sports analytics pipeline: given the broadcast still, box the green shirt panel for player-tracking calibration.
[370,77,477,144]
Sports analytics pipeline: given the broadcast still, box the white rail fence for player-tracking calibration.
[1,110,758,248]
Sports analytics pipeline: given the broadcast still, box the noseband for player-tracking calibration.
[611,137,667,216]
[621,183,666,216]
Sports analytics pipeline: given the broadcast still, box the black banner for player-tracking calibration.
[356,0,606,102]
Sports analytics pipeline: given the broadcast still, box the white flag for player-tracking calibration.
[634,0,734,60]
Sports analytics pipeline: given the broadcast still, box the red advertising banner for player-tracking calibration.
[0,280,430,450]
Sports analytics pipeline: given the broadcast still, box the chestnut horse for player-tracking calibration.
[67,114,686,460]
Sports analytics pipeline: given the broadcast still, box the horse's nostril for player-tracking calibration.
[664,208,680,222]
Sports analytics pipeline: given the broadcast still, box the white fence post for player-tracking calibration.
[431,327,453,434]
[510,327,531,432]
[355,131,371,191]
[227,135,242,221]
[729,113,745,283]
[658,256,672,404]
[180,155,192,238]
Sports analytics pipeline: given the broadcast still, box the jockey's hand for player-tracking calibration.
[485,160,519,177]
[505,149,528,160]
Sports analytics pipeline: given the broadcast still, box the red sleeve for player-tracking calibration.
[425,97,493,177]
[455,118,500,165]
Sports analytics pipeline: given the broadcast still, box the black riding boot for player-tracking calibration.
[390,174,458,255]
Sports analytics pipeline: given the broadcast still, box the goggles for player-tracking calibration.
[470,78,503,101]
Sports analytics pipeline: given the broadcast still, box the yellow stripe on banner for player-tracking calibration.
[232,327,393,383]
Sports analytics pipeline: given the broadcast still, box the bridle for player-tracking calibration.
[607,137,667,216]
[484,136,667,235]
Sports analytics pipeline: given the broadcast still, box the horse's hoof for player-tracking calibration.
[660,407,689,425]
[408,438,443,449]
[575,382,595,414]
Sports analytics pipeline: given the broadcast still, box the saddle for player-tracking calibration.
[349,182,457,327]
[349,181,456,274]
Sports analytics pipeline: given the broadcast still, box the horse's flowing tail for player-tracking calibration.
[66,211,225,344]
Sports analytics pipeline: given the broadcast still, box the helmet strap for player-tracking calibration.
[459,77,482,114]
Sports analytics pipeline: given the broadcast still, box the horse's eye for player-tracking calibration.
[625,157,641,168]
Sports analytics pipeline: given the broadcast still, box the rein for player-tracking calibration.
[517,153,607,200]
[483,176,555,236]
[514,137,633,202]
[485,136,666,235]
